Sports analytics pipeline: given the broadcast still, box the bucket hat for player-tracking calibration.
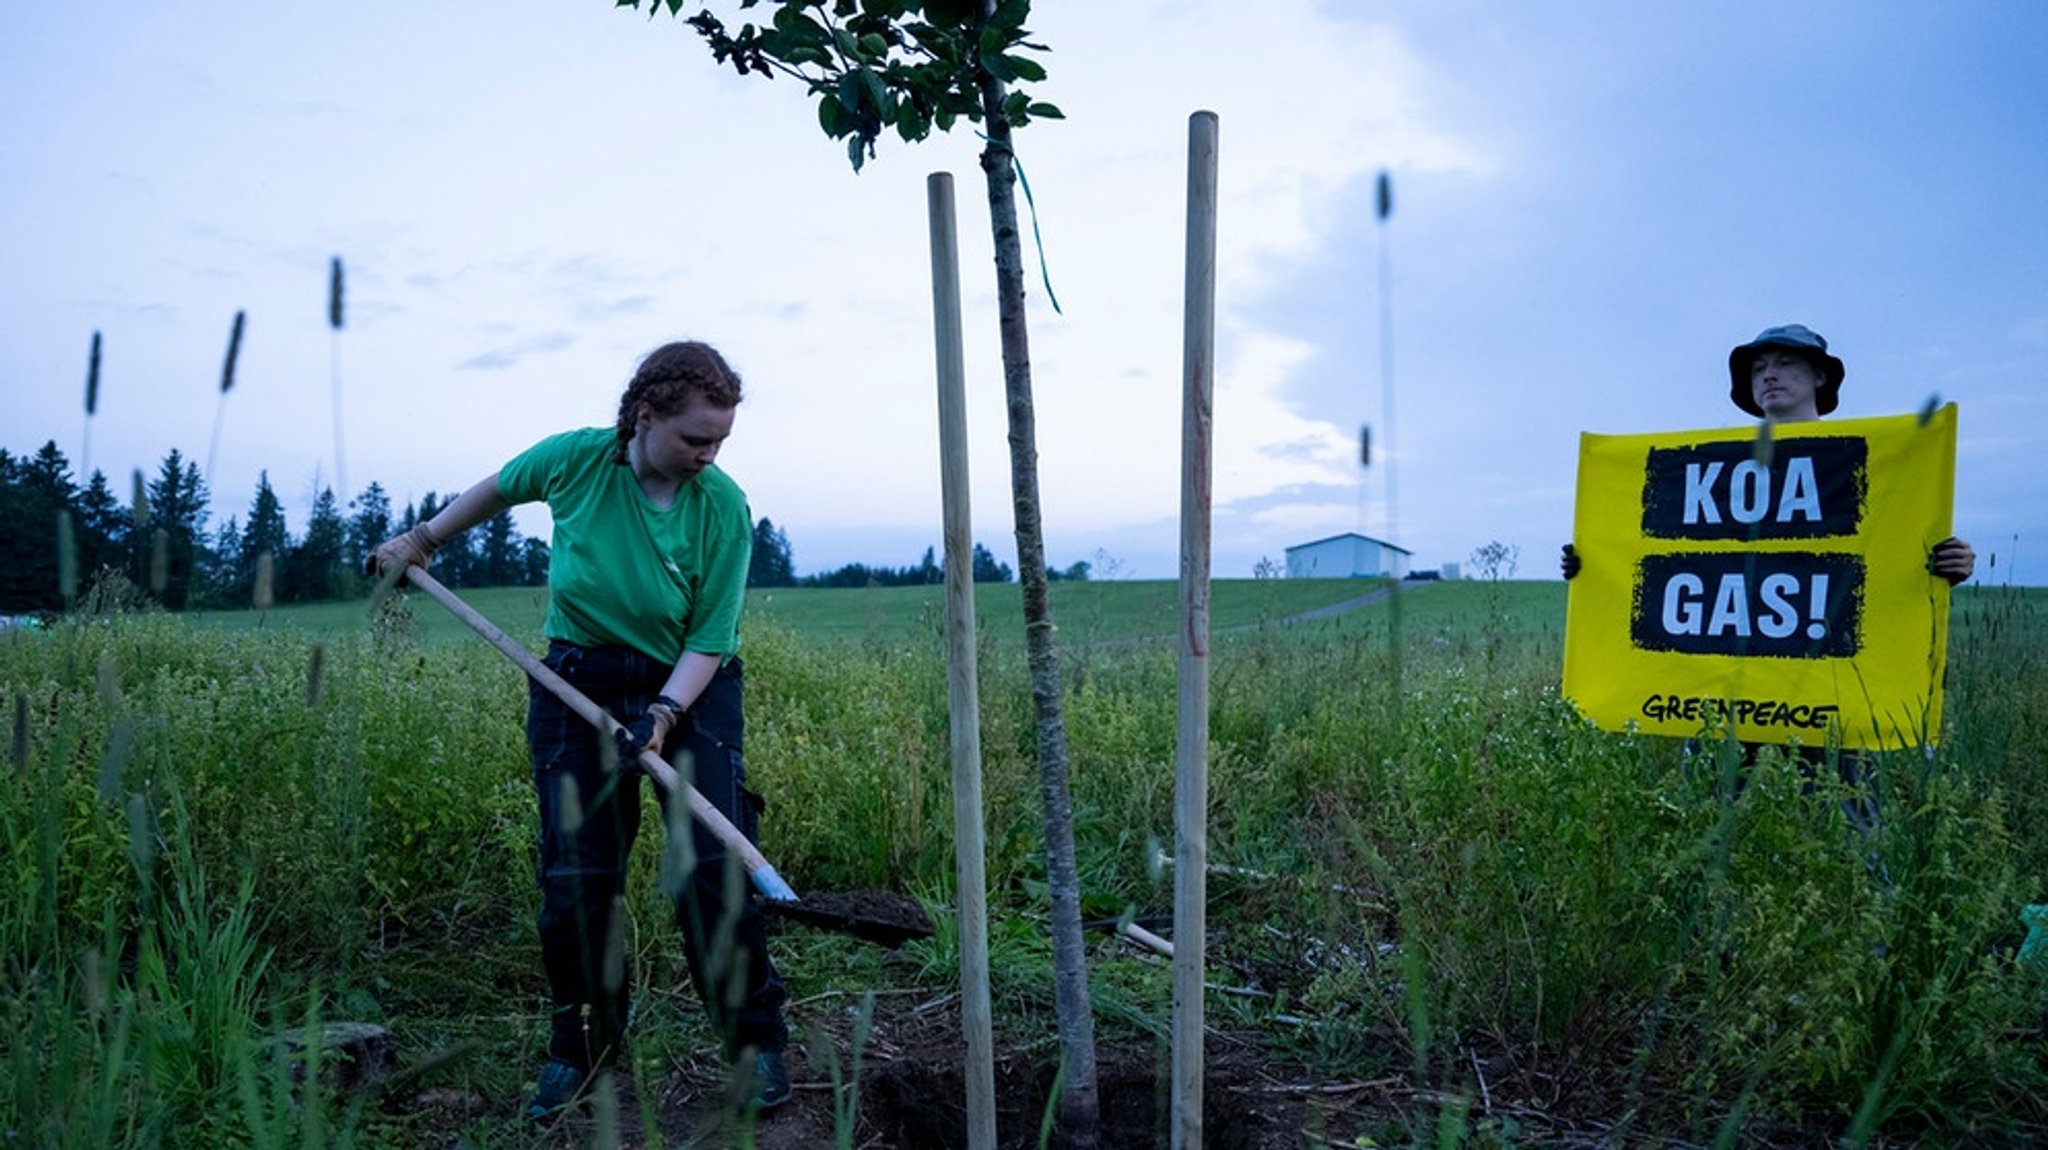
[1728,324,1844,417]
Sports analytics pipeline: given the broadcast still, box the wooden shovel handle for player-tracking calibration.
[398,567,799,903]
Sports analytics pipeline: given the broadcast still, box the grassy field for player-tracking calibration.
[6,578,2046,1147]
[183,575,1411,649]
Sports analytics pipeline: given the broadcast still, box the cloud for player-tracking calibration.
[456,331,575,372]
[574,295,654,322]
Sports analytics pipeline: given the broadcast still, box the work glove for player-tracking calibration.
[366,524,442,577]
[1560,543,1581,580]
[613,696,683,765]
[1928,537,1975,586]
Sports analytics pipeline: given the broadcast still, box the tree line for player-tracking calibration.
[0,440,546,615]
[747,517,1091,589]
[2,442,1088,617]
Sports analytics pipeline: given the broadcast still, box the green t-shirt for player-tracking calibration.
[498,427,752,665]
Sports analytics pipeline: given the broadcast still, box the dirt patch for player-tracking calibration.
[578,996,1373,1150]
[856,1043,1316,1150]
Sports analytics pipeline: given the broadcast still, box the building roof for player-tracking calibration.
[1284,531,1413,556]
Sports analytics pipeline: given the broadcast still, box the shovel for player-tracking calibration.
[397,567,933,948]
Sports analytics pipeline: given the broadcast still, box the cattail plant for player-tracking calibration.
[130,467,167,597]
[83,331,101,476]
[130,468,150,533]
[150,531,170,598]
[10,690,26,775]
[305,644,326,707]
[57,510,78,608]
[254,550,275,611]
[207,310,246,489]
[328,256,348,502]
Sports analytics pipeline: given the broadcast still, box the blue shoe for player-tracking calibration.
[526,1059,591,1122]
[751,1050,792,1111]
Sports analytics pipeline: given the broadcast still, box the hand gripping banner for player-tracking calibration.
[1563,405,1957,750]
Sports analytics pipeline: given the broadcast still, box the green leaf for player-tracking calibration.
[818,93,848,137]
[1005,54,1046,83]
[846,133,867,172]
[859,66,887,111]
[897,102,930,143]
[923,0,974,28]
[1002,90,1030,122]
[1027,101,1063,120]
[988,0,1030,38]
[858,32,888,59]
[837,70,866,112]
[773,4,831,48]
[904,21,959,61]
[980,50,1018,82]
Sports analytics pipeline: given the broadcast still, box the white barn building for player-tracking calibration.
[1284,532,1412,579]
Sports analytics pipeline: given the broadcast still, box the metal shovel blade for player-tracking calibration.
[764,889,935,948]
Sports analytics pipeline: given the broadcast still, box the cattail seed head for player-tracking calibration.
[254,550,275,610]
[130,469,150,529]
[57,510,77,607]
[222,310,245,395]
[126,792,155,872]
[660,799,696,899]
[86,331,102,415]
[10,691,27,774]
[329,257,345,331]
[81,948,109,1017]
[96,653,123,707]
[306,644,327,707]
[97,717,133,803]
[557,772,585,836]
[602,900,627,992]
[149,529,169,595]
[1376,171,1392,222]
[1918,394,1941,428]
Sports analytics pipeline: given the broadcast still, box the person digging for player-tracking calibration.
[370,340,792,1122]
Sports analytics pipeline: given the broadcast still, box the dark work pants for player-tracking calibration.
[529,642,787,1069]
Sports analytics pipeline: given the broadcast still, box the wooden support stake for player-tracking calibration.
[928,170,998,1150]
[1174,109,1220,1150]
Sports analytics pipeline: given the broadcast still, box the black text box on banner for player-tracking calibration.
[1630,551,1865,659]
[1640,437,1868,541]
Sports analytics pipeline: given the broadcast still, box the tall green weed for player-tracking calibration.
[3,582,2043,1144]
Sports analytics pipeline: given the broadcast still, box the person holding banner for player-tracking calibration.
[1562,324,1975,583]
[1559,323,1976,832]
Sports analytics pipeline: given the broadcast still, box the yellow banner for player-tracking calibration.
[1562,406,1956,750]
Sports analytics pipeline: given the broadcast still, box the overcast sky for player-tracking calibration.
[4,2,2044,584]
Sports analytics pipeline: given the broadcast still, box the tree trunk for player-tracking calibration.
[975,38,1100,1150]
